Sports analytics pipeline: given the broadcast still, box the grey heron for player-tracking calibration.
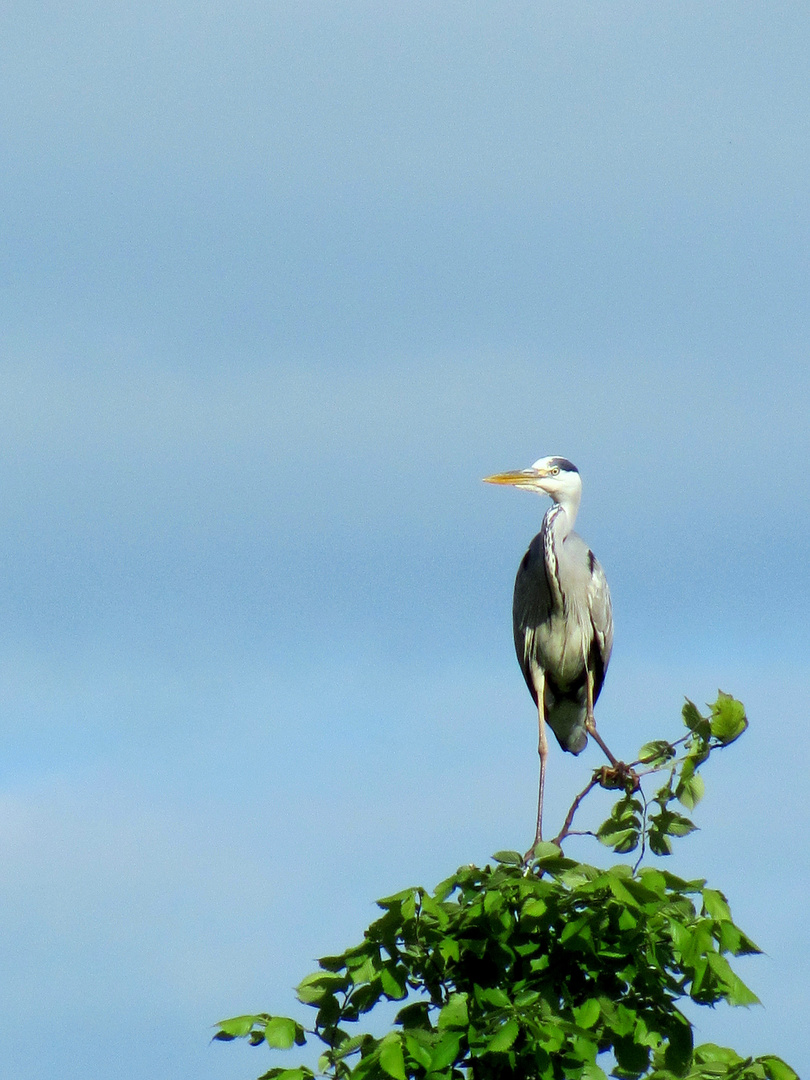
[484,456,617,856]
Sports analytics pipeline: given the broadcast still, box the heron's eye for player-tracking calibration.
[550,466,560,476]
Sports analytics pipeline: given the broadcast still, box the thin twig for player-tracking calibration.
[633,787,651,872]
[629,732,691,769]
[552,777,599,848]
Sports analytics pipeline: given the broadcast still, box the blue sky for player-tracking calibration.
[2,4,809,1078]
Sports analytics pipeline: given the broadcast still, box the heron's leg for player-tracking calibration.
[526,675,548,860]
[584,667,618,766]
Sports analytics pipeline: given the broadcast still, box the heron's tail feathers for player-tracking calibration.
[544,691,588,755]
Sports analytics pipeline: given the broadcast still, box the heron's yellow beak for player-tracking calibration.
[483,468,547,487]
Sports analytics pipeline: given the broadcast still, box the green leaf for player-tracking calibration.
[663,1010,693,1073]
[649,831,673,856]
[296,971,348,1004]
[418,892,450,928]
[705,952,761,1006]
[437,992,468,1030]
[318,953,348,972]
[709,692,748,744]
[377,886,419,908]
[429,1031,462,1071]
[513,989,541,1007]
[487,1018,520,1053]
[560,915,594,950]
[264,1017,298,1050]
[331,1033,373,1062]
[492,850,524,865]
[433,874,458,902]
[259,1070,310,1080]
[483,888,504,916]
[676,770,705,811]
[347,954,378,985]
[526,840,564,861]
[606,875,641,908]
[381,965,407,1000]
[438,936,460,962]
[666,812,697,837]
[579,1065,608,1080]
[597,822,639,853]
[597,797,642,852]
[638,739,676,766]
[395,1001,430,1029]
[618,908,638,932]
[683,698,709,735]
[603,1001,635,1038]
[215,1014,262,1038]
[379,1035,406,1080]
[536,1021,566,1053]
[613,1034,650,1075]
[403,1032,433,1069]
[574,998,601,1029]
[693,1043,746,1065]
[759,1056,801,1080]
[476,986,510,1008]
[702,888,732,922]
[521,898,548,918]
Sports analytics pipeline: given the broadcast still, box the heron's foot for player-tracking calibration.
[585,718,619,767]
[594,761,640,794]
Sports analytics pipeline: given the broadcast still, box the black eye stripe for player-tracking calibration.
[548,457,578,474]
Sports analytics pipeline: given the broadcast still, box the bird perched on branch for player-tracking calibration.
[484,456,616,856]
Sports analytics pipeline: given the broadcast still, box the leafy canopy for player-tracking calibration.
[214,694,797,1080]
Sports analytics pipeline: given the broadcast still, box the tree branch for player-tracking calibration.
[552,776,599,848]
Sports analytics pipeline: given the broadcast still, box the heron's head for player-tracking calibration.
[483,456,581,503]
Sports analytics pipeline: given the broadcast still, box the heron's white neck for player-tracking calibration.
[545,490,580,542]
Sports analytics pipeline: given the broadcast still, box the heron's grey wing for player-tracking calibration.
[512,533,550,706]
[586,550,613,701]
